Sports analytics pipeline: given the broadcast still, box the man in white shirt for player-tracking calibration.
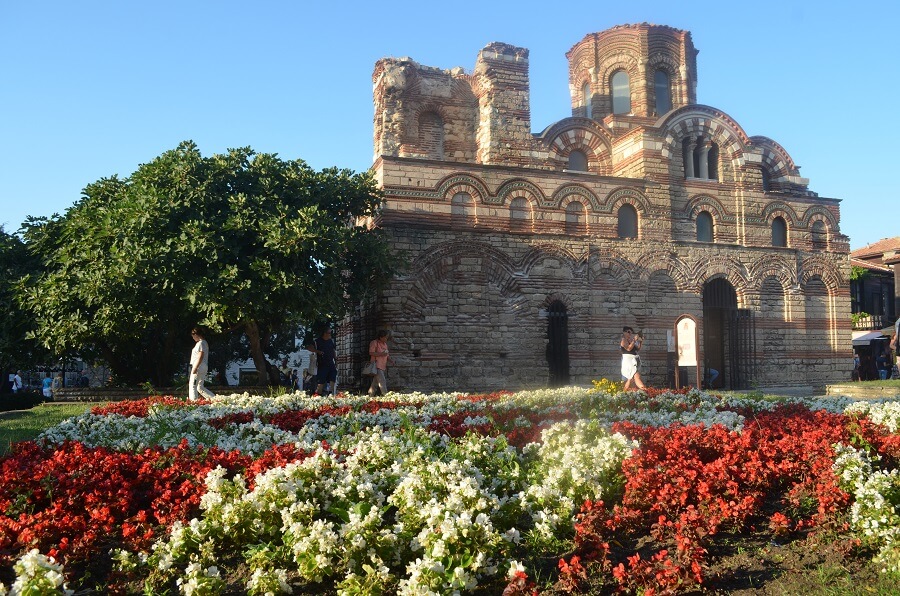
[189,328,216,400]
[11,371,23,393]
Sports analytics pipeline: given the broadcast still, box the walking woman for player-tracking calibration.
[620,326,647,391]
[367,330,391,396]
[189,327,216,400]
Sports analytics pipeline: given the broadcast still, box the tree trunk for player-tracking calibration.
[244,321,273,386]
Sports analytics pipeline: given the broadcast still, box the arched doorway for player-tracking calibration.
[546,300,570,387]
[702,278,756,389]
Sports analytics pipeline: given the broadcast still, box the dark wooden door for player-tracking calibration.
[547,301,570,387]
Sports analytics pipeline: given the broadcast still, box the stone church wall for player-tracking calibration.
[346,24,853,393]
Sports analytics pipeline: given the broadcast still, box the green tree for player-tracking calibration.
[22,142,396,386]
[0,226,48,379]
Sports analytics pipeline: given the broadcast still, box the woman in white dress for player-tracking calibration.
[620,326,646,391]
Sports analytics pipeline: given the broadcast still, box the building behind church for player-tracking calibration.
[340,23,851,392]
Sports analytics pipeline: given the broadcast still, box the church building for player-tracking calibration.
[342,23,851,392]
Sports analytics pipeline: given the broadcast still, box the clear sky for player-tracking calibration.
[2,0,896,251]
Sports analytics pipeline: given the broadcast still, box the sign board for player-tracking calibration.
[674,314,702,389]
[676,317,698,367]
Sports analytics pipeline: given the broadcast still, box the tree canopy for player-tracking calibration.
[22,141,396,385]
[0,226,47,377]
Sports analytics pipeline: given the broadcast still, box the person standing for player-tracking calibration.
[890,332,900,368]
[41,373,53,398]
[367,330,391,396]
[313,328,338,395]
[620,326,647,391]
[876,347,890,381]
[11,371,23,393]
[189,327,216,400]
[278,358,292,387]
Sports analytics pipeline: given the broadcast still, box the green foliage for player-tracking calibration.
[850,266,870,281]
[851,311,871,327]
[21,142,398,385]
[0,226,48,372]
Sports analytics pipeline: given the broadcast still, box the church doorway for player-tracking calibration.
[702,278,756,389]
[546,300,570,387]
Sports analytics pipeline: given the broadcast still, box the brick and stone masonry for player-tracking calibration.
[340,23,851,393]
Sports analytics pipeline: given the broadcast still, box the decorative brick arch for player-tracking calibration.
[604,187,650,214]
[540,292,576,314]
[686,195,727,242]
[550,184,601,210]
[748,254,798,290]
[685,194,727,220]
[801,206,838,231]
[402,241,524,317]
[647,53,681,76]
[634,250,693,291]
[658,106,750,165]
[404,104,451,141]
[539,117,614,144]
[588,252,635,287]
[597,51,641,95]
[647,54,681,83]
[545,123,613,174]
[760,201,800,227]
[799,256,845,293]
[695,256,750,302]
[495,179,546,207]
[749,136,799,179]
[520,244,586,278]
[435,173,491,204]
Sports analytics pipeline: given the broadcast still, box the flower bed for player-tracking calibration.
[0,385,899,594]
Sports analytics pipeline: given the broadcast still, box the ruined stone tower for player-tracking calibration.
[342,23,851,392]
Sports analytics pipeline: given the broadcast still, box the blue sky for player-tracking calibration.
[2,1,896,251]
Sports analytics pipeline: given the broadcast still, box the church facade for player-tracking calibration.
[342,23,851,392]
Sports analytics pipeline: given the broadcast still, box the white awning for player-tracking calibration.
[852,330,888,346]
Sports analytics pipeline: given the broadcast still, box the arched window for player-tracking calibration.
[683,137,718,180]
[771,216,788,247]
[451,192,476,227]
[582,82,592,119]
[761,168,771,191]
[654,69,671,115]
[568,150,588,172]
[811,220,827,251]
[565,201,587,235]
[611,71,631,115]
[617,204,638,239]
[509,197,531,232]
[419,111,444,160]
[696,211,714,242]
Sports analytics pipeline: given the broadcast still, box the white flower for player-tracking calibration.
[507,560,525,578]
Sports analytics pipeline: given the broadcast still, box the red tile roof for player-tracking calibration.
[850,257,893,273]
[852,237,900,259]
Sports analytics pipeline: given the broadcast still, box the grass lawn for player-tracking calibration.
[0,401,106,455]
